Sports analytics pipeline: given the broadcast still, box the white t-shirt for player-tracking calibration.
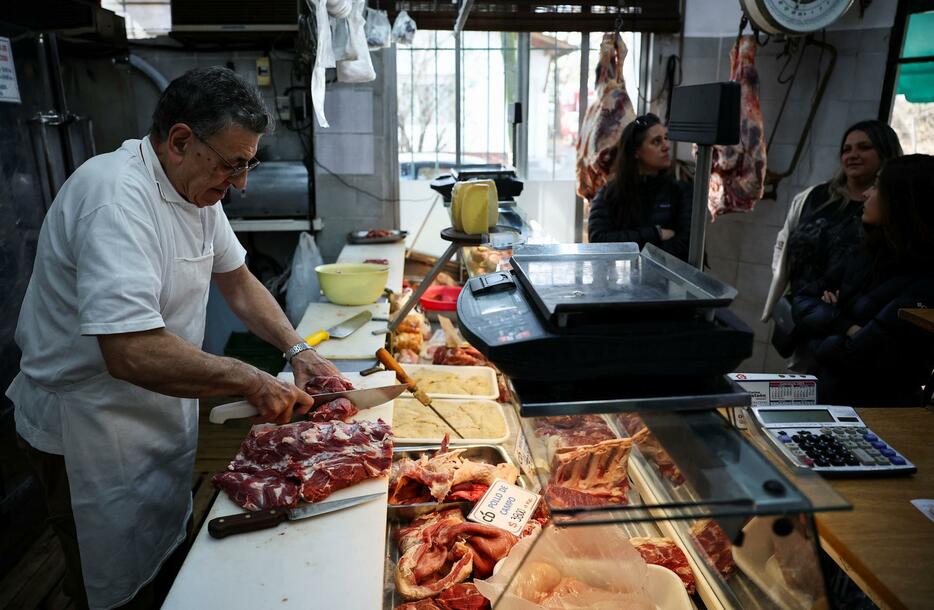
[9,137,246,453]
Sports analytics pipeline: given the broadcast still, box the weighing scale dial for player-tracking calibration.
[741,0,854,35]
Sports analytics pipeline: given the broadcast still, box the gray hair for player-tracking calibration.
[150,66,273,141]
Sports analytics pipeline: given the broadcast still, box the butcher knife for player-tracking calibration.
[208,492,384,538]
[304,310,372,346]
[208,384,407,424]
[375,348,464,439]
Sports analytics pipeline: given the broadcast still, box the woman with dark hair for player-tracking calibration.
[588,113,693,261]
[791,154,934,406]
[762,119,903,365]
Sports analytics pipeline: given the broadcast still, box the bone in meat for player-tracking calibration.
[575,32,636,201]
[708,35,767,220]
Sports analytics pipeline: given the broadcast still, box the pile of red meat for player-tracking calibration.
[543,437,635,508]
[394,508,518,603]
[616,413,685,486]
[691,519,736,578]
[212,418,393,510]
[534,415,617,449]
[389,437,519,504]
[305,375,357,422]
[432,346,510,402]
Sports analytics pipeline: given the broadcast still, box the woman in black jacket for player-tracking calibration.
[588,113,693,261]
[792,154,934,406]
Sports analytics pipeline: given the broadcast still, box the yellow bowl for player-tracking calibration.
[315,263,389,305]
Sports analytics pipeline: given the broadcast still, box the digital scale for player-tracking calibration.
[752,405,916,476]
[456,243,755,415]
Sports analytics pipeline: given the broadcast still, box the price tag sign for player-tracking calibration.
[0,37,22,104]
[514,432,537,483]
[467,478,540,536]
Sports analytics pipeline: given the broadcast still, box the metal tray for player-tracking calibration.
[388,444,523,521]
[348,229,408,244]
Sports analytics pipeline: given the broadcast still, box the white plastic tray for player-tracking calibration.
[402,363,500,401]
[392,397,509,445]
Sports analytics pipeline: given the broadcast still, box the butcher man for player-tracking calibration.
[7,67,339,609]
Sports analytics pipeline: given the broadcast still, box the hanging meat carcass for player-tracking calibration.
[708,35,767,220]
[576,32,636,201]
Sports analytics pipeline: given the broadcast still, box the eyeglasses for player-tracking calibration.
[195,134,260,178]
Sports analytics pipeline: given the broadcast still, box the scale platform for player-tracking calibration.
[456,243,754,414]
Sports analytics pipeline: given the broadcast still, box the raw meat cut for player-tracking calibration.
[617,413,685,485]
[432,346,487,367]
[543,437,634,508]
[389,441,519,504]
[509,561,654,609]
[630,536,696,594]
[212,419,393,510]
[691,519,736,578]
[575,32,636,201]
[708,35,766,220]
[366,229,393,238]
[305,375,359,422]
[307,397,358,423]
[534,415,617,449]
[394,584,490,610]
[395,508,518,600]
[364,258,390,265]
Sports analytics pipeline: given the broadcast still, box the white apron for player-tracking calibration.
[60,252,212,609]
[61,148,215,609]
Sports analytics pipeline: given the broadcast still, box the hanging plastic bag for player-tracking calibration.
[310,0,335,128]
[285,232,324,325]
[337,0,375,82]
[364,8,391,49]
[391,9,417,45]
[330,15,357,62]
[325,0,352,18]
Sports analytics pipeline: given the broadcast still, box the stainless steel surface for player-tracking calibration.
[287,492,384,520]
[327,310,373,339]
[223,161,309,219]
[688,144,712,269]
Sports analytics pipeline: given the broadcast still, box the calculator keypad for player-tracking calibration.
[771,428,913,472]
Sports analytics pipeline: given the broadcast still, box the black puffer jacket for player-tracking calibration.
[792,252,934,406]
[588,174,693,261]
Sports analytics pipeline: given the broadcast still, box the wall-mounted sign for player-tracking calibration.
[0,37,21,104]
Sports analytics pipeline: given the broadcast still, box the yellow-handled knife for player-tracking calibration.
[304,310,373,347]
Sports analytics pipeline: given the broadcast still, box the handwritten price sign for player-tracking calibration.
[467,478,540,536]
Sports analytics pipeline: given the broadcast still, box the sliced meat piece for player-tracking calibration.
[691,519,736,578]
[307,397,358,423]
[210,471,301,511]
[708,35,766,220]
[395,539,473,601]
[395,508,465,554]
[543,437,634,508]
[630,536,696,594]
[434,583,490,610]
[305,375,355,394]
[534,415,617,448]
[575,32,636,200]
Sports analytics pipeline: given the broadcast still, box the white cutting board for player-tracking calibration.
[295,301,389,360]
[337,242,406,293]
[163,371,396,610]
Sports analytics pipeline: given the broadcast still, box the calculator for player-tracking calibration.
[752,405,916,476]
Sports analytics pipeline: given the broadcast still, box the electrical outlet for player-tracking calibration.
[276,95,291,121]
[255,57,271,87]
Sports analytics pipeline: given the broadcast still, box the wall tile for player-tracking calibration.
[739,223,781,265]
[812,100,851,146]
[736,261,773,303]
[763,344,791,374]
[708,255,739,286]
[847,101,879,125]
[853,52,888,101]
[737,340,768,374]
[705,217,744,260]
[730,297,772,342]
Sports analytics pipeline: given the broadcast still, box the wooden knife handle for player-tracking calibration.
[208,509,288,539]
[376,347,416,388]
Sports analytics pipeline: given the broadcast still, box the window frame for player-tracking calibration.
[878,0,934,121]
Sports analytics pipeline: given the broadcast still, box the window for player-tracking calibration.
[101,0,171,39]
[882,2,934,154]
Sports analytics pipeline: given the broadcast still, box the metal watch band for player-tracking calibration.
[283,342,315,361]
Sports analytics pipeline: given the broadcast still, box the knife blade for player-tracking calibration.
[208,384,407,424]
[208,492,384,538]
[305,310,373,346]
[375,348,464,439]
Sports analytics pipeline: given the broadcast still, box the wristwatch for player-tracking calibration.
[283,341,315,361]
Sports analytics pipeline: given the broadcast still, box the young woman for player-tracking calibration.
[588,113,693,261]
[763,120,903,322]
[791,154,934,406]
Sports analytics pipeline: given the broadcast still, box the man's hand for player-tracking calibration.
[243,369,315,425]
[846,324,862,338]
[291,349,342,392]
[821,290,840,305]
[660,228,676,241]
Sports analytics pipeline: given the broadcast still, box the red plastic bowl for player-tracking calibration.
[419,285,462,311]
